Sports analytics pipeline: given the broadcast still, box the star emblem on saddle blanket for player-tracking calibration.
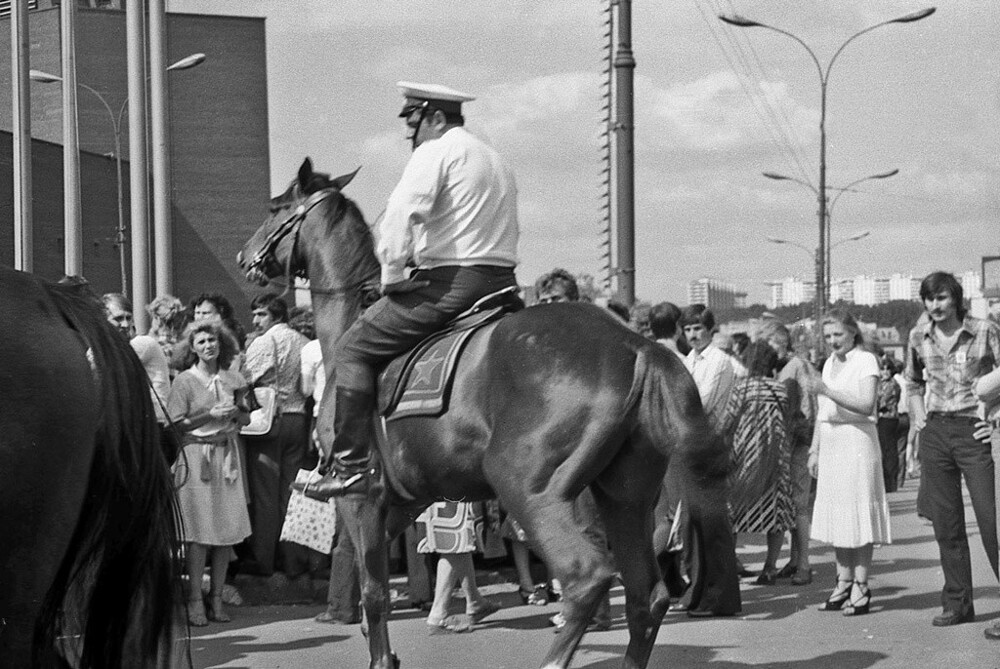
[411,350,446,387]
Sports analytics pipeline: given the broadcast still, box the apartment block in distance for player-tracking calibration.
[687,277,748,310]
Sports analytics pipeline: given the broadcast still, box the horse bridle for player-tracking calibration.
[245,187,381,299]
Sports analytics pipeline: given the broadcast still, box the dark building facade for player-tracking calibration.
[0,4,270,320]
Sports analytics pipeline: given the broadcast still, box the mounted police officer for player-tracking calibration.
[308,82,521,498]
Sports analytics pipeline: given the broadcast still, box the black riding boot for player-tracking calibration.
[305,387,376,500]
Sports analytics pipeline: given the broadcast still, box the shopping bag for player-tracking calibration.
[279,469,337,554]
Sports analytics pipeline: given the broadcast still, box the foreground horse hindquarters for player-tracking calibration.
[239,158,737,669]
[0,268,180,668]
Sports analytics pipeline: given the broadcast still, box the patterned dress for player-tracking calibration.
[722,377,794,534]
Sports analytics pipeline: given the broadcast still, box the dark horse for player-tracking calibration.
[239,159,736,669]
[0,268,180,668]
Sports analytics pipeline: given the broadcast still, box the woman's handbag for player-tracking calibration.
[280,468,337,554]
[239,387,277,437]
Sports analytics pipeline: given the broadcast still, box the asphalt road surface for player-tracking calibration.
[188,478,1000,669]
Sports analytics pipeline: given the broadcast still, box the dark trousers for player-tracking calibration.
[920,414,999,615]
[324,504,361,620]
[244,412,312,576]
[877,417,901,492]
[335,265,517,391]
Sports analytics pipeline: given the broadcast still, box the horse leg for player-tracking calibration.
[337,494,398,669]
[497,489,615,669]
[592,483,669,669]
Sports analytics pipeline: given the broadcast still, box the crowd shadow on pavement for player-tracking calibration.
[188,631,349,669]
[579,646,887,669]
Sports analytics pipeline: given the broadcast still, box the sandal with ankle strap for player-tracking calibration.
[426,614,471,634]
[843,581,871,617]
[819,579,852,611]
[520,585,549,606]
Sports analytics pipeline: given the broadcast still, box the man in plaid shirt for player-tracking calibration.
[905,271,1000,633]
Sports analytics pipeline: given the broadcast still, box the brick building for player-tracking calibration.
[0,3,269,320]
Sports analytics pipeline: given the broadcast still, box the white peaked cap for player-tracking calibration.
[397,81,476,104]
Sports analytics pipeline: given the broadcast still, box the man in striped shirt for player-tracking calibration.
[905,271,1000,632]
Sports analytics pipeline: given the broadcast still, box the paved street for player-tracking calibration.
[188,478,1000,669]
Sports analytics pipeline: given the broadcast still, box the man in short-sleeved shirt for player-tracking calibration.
[243,293,311,577]
[905,271,1000,632]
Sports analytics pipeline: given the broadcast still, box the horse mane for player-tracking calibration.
[34,283,181,668]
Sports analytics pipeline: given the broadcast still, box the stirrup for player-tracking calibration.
[302,469,370,500]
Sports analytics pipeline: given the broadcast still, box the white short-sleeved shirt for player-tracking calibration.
[817,348,880,424]
[376,126,519,285]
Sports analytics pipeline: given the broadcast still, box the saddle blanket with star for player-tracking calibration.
[377,306,504,421]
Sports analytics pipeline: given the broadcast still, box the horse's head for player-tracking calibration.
[238,157,361,286]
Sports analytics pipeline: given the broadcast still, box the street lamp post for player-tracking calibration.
[764,168,898,302]
[721,7,935,345]
[30,53,205,297]
[825,169,897,294]
[767,231,870,352]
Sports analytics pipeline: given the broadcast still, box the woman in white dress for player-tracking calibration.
[806,309,890,616]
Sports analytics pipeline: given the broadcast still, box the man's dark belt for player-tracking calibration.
[927,411,980,424]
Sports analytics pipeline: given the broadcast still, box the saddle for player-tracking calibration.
[376,286,523,421]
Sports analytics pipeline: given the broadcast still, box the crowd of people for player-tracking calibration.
[89,264,1000,639]
[79,77,1000,646]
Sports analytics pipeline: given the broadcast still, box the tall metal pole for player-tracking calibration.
[127,0,150,333]
[611,0,635,307]
[149,0,173,297]
[816,81,827,338]
[61,0,82,276]
[12,0,32,272]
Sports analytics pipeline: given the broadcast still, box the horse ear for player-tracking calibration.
[332,166,362,190]
[298,158,314,187]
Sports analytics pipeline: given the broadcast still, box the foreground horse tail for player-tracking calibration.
[633,344,741,615]
[34,285,181,668]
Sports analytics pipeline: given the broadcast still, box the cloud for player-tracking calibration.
[638,71,817,152]
[920,171,995,201]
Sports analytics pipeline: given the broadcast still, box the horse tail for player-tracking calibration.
[632,344,741,615]
[34,284,181,668]
[632,345,729,481]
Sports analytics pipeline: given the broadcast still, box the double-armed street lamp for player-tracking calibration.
[719,7,934,345]
[30,53,206,294]
[764,168,898,300]
[767,230,871,325]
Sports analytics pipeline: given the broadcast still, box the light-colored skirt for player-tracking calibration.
[811,422,891,548]
[173,438,252,546]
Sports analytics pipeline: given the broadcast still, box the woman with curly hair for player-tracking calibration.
[168,320,253,625]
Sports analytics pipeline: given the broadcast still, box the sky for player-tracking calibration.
[168,0,999,305]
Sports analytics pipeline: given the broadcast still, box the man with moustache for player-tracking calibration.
[905,271,1000,632]
[681,304,736,429]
